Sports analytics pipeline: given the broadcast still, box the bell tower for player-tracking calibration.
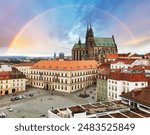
[85,21,95,59]
[85,21,95,48]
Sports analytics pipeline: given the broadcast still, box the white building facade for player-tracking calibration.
[13,63,35,78]
[107,72,148,100]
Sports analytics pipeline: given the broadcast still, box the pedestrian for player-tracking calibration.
[41,98,42,102]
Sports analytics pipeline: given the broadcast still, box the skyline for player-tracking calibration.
[0,0,150,56]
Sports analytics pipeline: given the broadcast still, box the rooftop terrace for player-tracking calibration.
[48,100,150,118]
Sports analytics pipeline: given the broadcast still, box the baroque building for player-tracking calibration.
[0,65,26,96]
[29,60,98,93]
[72,23,118,62]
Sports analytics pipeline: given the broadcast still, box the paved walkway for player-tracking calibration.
[0,109,45,118]
[0,85,96,118]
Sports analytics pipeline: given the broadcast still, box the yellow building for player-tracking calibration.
[0,66,26,96]
[29,60,98,93]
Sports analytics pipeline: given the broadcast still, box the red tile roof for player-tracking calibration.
[129,65,150,71]
[108,71,148,82]
[120,88,150,107]
[0,68,26,80]
[98,62,111,69]
[118,53,131,57]
[112,58,136,64]
[32,60,98,70]
[97,68,111,75]
[0,71,10,80]
[14,63,35,67]
[105,54,118,59]
[130,53,142,57]
[145,53,150,56]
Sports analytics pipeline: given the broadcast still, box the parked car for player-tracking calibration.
[22,95,26,98]
[11,97,15,101]
[0,113,6,118]
[18,95,23,99]
[8,108,13,112]
[15,96,19,100]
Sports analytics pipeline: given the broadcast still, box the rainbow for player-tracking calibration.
[8,4,138,54]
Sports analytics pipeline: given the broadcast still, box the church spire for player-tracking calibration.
[87,22,89,32]
[89,19,92,29]
[78,36,81,45]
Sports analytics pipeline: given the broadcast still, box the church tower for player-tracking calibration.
[72,21,118,61]
[85,21,95,59]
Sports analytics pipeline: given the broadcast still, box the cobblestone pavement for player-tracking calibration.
[0,85,96,118]
[0,109,45,118]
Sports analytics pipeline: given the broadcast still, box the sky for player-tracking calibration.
[0,0,150,56]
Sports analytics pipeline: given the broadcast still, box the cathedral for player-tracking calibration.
[72,23,118,62]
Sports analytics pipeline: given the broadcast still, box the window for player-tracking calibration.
[135,83,138,86]
[112,93,114,98]
[141,83,144,86]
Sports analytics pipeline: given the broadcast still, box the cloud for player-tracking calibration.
[123,36,150,46]
[1,0,150,56]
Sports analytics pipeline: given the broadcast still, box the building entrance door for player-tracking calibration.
[12,89,16,93]
[44,84,48,90]
[5,90,8,95]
